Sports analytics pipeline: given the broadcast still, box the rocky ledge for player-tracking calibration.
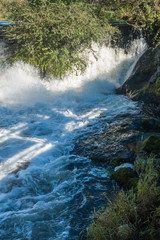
[73,113,160,188]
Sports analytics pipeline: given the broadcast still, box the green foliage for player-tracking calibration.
[145,76,160,97]
[1,0,160,77]
[2,0,117,78]
[156,77,160,93]
[110,168,138,190]
[104,0,160,47]
[28,0,43,8]
[87,157,160,240]
[91,0,160,47]
[143,136,160,156]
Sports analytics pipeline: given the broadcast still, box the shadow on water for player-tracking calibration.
[0,138,36,162]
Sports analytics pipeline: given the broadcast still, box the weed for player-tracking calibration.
[87,157,160,240]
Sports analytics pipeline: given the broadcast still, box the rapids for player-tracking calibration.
[0,38,146,239]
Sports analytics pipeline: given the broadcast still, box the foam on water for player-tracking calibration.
[0,38,147,239]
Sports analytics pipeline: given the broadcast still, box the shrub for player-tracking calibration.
[87,157,160,240]
[1,0,117,78]
[98,0,160,48]
[2,0,160,78]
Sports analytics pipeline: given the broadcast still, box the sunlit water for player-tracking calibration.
[0,39,147,239]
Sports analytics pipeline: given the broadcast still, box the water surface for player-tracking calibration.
[0,39,146,239]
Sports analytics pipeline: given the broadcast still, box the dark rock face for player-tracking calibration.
[117,46,160,99]
[72,113,160,165]
[73,115,140,165]
[116,46,160,117]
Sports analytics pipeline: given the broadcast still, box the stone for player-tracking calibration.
[114,163,134,172]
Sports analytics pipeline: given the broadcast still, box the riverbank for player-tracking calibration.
[0,1,160,238]
[87,155,160,240]
[72,97,160,239]
[84,44,160,240]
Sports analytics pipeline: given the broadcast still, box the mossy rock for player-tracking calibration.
[143,135,160,156]
[110,168,138,190]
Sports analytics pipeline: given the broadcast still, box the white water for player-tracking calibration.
[0,39,146,239]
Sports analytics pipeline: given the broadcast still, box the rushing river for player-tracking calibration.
[0,39,146,239]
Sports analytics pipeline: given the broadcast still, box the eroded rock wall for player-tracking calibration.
[116,46,160,116]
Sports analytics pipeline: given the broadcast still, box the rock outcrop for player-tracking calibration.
[116,46,160,116]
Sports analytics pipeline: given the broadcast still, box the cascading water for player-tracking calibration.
[0,38,147,239]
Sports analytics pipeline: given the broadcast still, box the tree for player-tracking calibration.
[2,0,117,78]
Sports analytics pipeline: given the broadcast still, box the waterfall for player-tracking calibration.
[0,38,146,239]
